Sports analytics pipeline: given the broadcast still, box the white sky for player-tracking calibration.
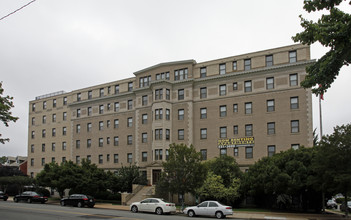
[0,0,350,157]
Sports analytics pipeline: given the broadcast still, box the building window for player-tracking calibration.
[114,136,119,146]
[62,142,67,151]
[86,107,91,116]
[178,129,184,140]
[266,55,273,67]
[233,104,238,113]
[98,105,103,114]
[200,149,207,160]
[52,157,55,163]
[31,131,35,139]
[268,145,276,157]
[87,139,91,148]
[86,155,91,162]
[32,103,36,112]
[76,156,80,164]
[42,115,46,124]
[76,140,80,149]
[233,82,238,90]
[43,101,47,109]
[291,144,300,150]
[219,84,226,96]
[233,61,237,70]
[200,87,207,99]
[53,99,57,108]
[107,120,110,128]
[233,125,238,135]
[200,67,207,78]
[142,114,147,124]
[31,158,34,166]
[178,109,184,120]
[42,144,45,152]
[127,153,133,163]
[166,89,170,100]
[128,82,133,92]
[220,148,227,156]
[99,121,104,130]
[156,72,170,80]
[77,93,81,101]
[142,133,147,143]
[63,112,67,120]
[200,108,207,119]
[139,76,151,88]
[99,155,103,164]
[245,102,252,114]
[127,117,133,127]
[63,97,67,105]
[220,127,227,138]
[127,135,133,145]
[106,154,110,162]
[290,73,298,86]
[142,152,147,162]
[166,149,169,160]
[87,123,92,132]
[234,147,239,157]
[245,124,253,136]
[108,137,111,145]
[62,127,67,136]
[141,95,148,106]
[155,108,163,120]
[155,129,163,140]
[219,63,226,75]
[200,128,207,139]
[289,50,297,63]
[115,85,119,94]
[166,109,170,120]
[155,89,163,100]
[128,100,133,110]
[291,120,299,133]
[166,129,170,140]
[290,97,299,109]
[246,147,253,158]
[99,88,104,97]
[267,122,275,135]
[76,124,80,133]
[155,149,163,160]
[114,154,119,163]
[99,138,103,147]
[31,117,35,125]
[244,59,251,71]
[41,158,45,166]
[174,68,188,81]
[114,119,119,128]
[88,91,92,99]
[220,105,227,117]
[266,77,274,89]
[244,80,252,92]
[267,100,275,112]
[178,89,184,100]
[31,145,35,153]
[42,129,46,138]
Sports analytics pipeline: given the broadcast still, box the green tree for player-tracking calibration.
[0,82,19,144]
[0,176,32,193]
[292,0,351,95]
[157,143,207,205]
[315,124,351,217]
[110,164,147,193]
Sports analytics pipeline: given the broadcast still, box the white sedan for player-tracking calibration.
[183,201,233,219]
[130,198,176,215]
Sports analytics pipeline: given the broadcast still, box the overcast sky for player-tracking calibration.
[1,0,350,157]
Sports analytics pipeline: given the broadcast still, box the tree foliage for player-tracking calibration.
[157,143,207,198]
[110,164,147,193]
[0,176,33,193]
[292,0,351,95]
[0,82,19,144]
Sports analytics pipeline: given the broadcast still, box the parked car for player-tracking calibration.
[326,199,337,209]
[0,191,8,201]
[60,194,95,208]
[183,201,233,219]
[13,191,48,203]
[130,198,176,215]
[340,201,351,212]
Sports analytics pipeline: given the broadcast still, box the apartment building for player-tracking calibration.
[28,44,314,184]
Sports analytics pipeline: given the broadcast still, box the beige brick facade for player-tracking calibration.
[28,44,314,184]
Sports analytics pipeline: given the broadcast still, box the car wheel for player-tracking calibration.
[27,198,32,203]
[131,205,138,213]
[14,198,18,203]
[60,201,65,206]
[77,202,83,208]
[3,198,7,201]
[215,211,224,219]
[155,207,163,215]
[188,210,195,217]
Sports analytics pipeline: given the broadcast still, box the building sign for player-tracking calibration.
[217,137,255,148]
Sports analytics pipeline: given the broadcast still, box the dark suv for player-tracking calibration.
[0,191,8,201]
[60,194,95,208]
[13,191,48,203]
